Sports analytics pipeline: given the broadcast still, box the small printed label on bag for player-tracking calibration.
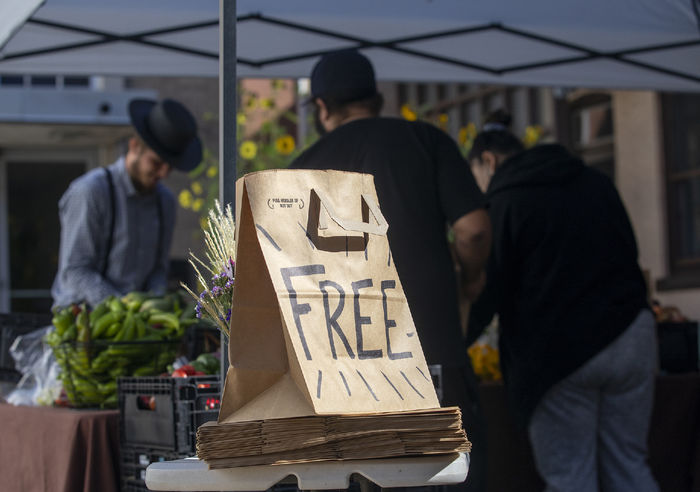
[268,197,305,209]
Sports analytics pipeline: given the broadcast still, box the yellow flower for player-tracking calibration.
[178,190,193,209]
[191,181,203,195]
[459,122,478,146]
[438,113,448,126]
[275,135,296,155]
[260,98,274,109]
[236,113,247,125]
[239,140,257,160]
[523,125,543,148]
[245,97,257,110]
[192,198,204,212]
[468,343,502,381]
[206,166,218,178]
[458,127,469,145]
[400,104,417,121]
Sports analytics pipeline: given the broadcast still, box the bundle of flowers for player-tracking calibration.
[182,200,236,337]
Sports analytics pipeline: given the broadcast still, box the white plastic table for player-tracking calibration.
[145,453,469,491]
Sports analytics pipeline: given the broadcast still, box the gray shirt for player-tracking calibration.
[51,158,176,307]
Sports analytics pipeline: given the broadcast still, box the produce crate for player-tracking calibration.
[119,375,221,454]
[55,339,181,408]
[0,312,52,382]
[120,444,181,492]
[182,322,220,361]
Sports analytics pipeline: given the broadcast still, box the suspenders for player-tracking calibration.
[101,167,164,290]
[102,168,115,278]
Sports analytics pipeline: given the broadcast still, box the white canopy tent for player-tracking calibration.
[1,0,699,200]
[1,0,698,370]
[1,0,699,89]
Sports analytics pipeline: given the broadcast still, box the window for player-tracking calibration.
[3,160,86,312]
[661,93,700,285]
[397,83,408,107]
[0,74,91,89]
[568,94,615,181]
[416,84,428,106]
[0,75,24,86]
[63,76,90,88]
[30,75,57,87]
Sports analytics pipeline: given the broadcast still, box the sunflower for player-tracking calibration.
[192,198,204,212]
[236,112,247,125]
[191,181,203,195]
[178,190,193,209]
[245,97,258,110]
[523,125,543,148]
[458,127,468,145]
[239,141,258,160]
[206,166,218,178]
[275,135,296,155]
[458,122,477,145]
[400,104,417,121]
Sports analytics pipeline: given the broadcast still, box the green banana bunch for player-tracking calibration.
[51,308,73,338]
[48,291,196,409]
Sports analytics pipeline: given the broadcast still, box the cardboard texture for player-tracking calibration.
[197,407,471,468]
[219,169,440,424]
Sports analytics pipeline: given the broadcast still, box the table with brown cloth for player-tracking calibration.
[0,403,120,492]
[479,373,700,492]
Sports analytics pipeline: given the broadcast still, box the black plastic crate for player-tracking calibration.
[119,375,221,453]
[120,444,181,492]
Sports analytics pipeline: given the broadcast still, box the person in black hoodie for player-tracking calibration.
[468,112,659,492]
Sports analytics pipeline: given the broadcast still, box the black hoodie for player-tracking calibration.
[470,144,648,427]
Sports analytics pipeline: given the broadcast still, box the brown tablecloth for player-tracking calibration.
[479,373,700,492]
[0,404,120,492]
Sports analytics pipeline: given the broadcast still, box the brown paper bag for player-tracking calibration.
[218,169,439,424]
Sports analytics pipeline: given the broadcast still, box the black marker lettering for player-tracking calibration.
[416,366,431,382]
[339,371,351,396]
[352,279,382,359]
[382,371,404,400]
[401,370,425,399]
[319,280,354,359]
[382,280,412,360]
[280,265,325,360]
[357,370,379,401]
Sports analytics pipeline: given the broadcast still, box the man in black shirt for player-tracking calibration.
[290,50,491,492]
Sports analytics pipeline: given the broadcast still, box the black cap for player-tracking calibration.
[128,98,203,172]
[309,50,378,104]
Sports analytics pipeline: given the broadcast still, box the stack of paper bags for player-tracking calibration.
[197,170,472,468]
[198,408,470,468]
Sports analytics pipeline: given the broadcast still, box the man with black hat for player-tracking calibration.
[290,50,491,492]
[51,98,202,308]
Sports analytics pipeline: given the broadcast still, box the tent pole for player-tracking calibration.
[219,0,236,378]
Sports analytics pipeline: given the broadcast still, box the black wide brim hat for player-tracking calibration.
[128,98,203,172]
